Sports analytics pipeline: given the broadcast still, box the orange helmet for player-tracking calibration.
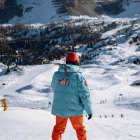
[66,53,80,65]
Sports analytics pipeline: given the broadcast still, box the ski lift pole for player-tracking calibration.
[1,99,7,111]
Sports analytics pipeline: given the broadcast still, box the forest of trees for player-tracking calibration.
[0,18,139,73]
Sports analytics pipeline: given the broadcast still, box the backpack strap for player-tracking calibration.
[65,67,67,76]
[75,68,80,74]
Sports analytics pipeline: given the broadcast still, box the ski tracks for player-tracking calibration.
[87,118,140,140]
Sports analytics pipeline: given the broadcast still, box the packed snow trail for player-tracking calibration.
[0,63,140,140]
[0,64,58,110]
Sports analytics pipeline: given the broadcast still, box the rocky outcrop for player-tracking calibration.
[0,0,5,8]
[65,0,99,16]
[0,0,139,23]
[53,0,126,17]
[131,80,140,86]
[0,0,23,23]
[95,0,125,15]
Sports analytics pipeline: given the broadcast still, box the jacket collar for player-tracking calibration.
[58,64,81,73]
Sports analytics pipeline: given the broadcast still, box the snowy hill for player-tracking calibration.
[8,0,66,24]
[0,0,140,139]
[0,53,140,140]
[0,17,139,66]
[0,16,140,139]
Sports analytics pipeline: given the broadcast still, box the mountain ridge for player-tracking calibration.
[0,0,139,24]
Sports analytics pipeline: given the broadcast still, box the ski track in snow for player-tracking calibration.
[0,61,140,140]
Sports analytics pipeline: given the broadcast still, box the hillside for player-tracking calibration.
[0,17,140,139]
[0,0,140,140]
[0,17,139,66]
[0,0,139,24]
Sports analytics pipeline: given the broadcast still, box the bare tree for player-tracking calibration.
[0,44,15,74]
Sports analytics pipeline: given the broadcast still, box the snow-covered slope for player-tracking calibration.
[8,0,68,24]
[96,0,140,18]
[111,0,140,18]
[0,17,140,139]
[7,0,140,24]
[0,62,140,140]
[0,1,140,139]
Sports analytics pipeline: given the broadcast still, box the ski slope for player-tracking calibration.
[1,5,140,139]
[0,58,140,140]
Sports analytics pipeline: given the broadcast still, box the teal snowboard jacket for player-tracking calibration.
[51,64,93,118]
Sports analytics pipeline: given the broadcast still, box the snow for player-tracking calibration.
[0,38,140,139]
[7,0,140,24]
[0,1,140,139]
[101,25,131,39]
[111,0,140,18]
[0,108,54,140]
[8,0,68,24]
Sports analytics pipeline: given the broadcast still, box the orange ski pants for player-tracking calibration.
[52,116,87,140]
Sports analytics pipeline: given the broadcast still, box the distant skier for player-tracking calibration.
[51,52,93,140]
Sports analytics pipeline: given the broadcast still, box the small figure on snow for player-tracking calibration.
[100,100,103,104]
[48,101,52,108]
[1,99,7,111]
[119,94,124,101]
[121,114,124,118]
[51,52,93,140]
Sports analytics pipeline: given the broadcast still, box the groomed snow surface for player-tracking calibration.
[0,58,140,140]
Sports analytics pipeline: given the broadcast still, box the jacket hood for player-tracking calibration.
[58,64,81,73]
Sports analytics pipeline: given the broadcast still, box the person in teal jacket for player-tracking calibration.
[51,52,93,140]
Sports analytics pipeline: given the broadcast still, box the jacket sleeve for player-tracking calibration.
[51,73,56,91]
[77,74,93,115]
